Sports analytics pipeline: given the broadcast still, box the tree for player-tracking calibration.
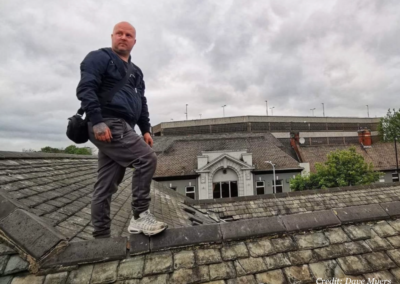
[64,145,78,154]
[74,147,92,155]
[378,108,400,141]
[290,147,381,191]
[40,146,63,153]
[40,145,91,155]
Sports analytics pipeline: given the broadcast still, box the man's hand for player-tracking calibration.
[143,132,153,147]
[93,122,113,142]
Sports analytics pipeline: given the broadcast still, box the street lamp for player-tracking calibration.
[366,105,369,118]
[322,103,325,117]
[222,105,226,117]
[265,161,276,193]
[185,104,188,120]
[310,108,316,116]
[199,114,202,119]
[270,107,275,116]
[265,100,268,116]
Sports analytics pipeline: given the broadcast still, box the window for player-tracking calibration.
[256,181,265,195]
[392,173,399,182]
[213,181,238,199]
[185,186,195,199]
[272,180,283,193]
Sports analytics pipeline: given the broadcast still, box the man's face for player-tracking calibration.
[111,23,136,55]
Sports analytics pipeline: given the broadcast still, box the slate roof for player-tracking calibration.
[0,152,216,243]
[153,133,301,177]
[2,184,400,283]
[2,153,400,283]
[298,142,400,173]
[187,183,400,221]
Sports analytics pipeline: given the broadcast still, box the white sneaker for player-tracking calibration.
[128,210,168,236]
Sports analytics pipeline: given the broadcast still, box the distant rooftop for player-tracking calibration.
[298,142,400,172]
[152,115,381,136]
[153,133,301,177]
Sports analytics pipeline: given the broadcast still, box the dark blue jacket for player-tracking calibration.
[76,48,151,134]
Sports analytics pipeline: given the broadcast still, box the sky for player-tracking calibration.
[1,0,400,151]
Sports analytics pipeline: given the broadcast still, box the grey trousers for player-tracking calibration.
[88,118,157,238]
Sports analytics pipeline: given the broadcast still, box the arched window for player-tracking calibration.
[212,168,238,199]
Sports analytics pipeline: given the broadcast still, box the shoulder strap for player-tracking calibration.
[76,61,133,115]
[98,62,133,105]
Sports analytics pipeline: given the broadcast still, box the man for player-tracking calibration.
[76,22,167,238]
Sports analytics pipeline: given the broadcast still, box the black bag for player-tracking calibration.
[66,109,88,144]
[66,62,133,144]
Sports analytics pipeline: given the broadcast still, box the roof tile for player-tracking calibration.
[221,242,249,261]
[343,225,372,240]
[117,257,144,280]
[143,251,173,276]
[313,241,371,261]
[234,257,267,276]
[372,221,398,237]
[91,261,119,284]
[43,272,68,284]
[173,250,195,270]
[334,204,389,224]
[263,253,291,270]
[365,237,393,251]
[3,255,28,275]
[169,266,209,284]
[363,270,396,282]
[294,232,329,250]
[7,274,45,284]
[195,249,222,265]
[246,239,275,257]
[65,264,93,284]
[0,243,15,256]
[255,269,287,284]
[323,228,351,244]
[363,251,397,271]
[287,250,314,266]
[209,262,236,281]
[140,273,169,284]
[309,260,365,282]
[386,249,400,266]
[387,236,400,248]
[336,255,373,275]
[390,267,400,281]
[282,210,340,232]
[270,237,298,253]
[0,255,10,275]
[388,219,400,232]
[226,275,257,284]
[283,265,314,284]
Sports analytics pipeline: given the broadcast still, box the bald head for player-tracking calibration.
[111,22,136,61]
[113,22,136,34]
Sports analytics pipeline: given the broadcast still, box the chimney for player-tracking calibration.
[290,132,303,162]
[358,128,372,148]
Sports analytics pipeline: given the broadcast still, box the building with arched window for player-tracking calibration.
[153,133,303,200]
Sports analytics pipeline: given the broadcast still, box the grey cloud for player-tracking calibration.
[0,0,399,151]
